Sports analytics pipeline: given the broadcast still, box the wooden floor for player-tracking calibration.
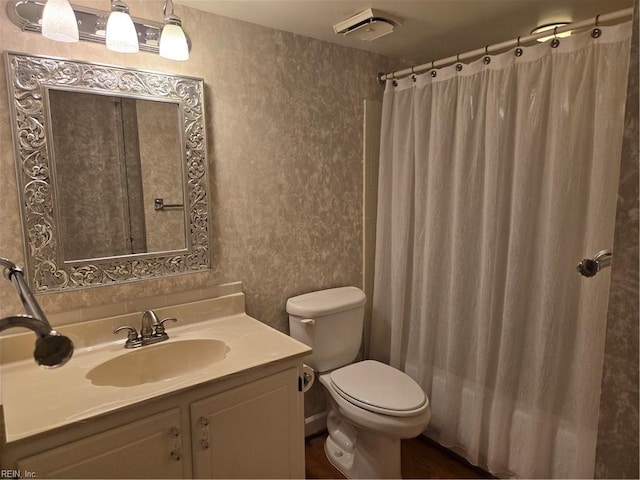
[305,433,491,479]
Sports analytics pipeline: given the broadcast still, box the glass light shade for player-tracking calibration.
[106,11,139,53]
[41,0,79,43]
[160,24,189,61]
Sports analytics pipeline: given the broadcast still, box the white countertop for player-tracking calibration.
[2,303,311,443]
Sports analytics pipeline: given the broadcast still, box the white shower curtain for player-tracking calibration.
[370,23,631,478]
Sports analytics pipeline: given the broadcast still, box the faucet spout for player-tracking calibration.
[141,310,160,340]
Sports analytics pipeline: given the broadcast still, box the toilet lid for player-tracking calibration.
[330,360,427,417]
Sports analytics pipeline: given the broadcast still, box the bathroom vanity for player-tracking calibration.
[0,293,311,478]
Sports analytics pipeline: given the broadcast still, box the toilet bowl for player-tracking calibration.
[286,287,431,479]
[319,361,431,478]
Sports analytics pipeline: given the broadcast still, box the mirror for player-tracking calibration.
[48,90,187,261]
[5,52,210,292]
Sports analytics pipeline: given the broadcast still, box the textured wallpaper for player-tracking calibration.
[595,0,640,476]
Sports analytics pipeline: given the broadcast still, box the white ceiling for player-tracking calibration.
[175,0,633,65]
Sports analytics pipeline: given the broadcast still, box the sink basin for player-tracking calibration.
[86,339,228,387]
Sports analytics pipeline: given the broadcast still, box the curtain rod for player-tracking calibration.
[378,7,634,84]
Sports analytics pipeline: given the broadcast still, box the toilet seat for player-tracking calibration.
[330,360,427,417]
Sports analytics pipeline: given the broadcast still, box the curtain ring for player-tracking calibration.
[430,60,437,77]
[592,14,602,38]
[515,36,523,57]
[411,66,417,82]
[483,45,491,64]
[456,54,463,71]
[551,26,560,48]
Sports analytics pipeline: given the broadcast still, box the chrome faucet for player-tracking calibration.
[114,309,177,348]
[140,309,159,341]
[0,258,74,368]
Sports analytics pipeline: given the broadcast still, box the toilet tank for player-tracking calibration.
[287,286,366,373]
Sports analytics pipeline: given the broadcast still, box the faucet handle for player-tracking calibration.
[154,317,177,335]
[114,325,139,343]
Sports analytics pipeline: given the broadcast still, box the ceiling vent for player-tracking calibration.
[333,8,402,42]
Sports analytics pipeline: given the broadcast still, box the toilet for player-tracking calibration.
[287,286,431,479]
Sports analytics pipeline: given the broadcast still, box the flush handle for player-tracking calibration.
[300,318,315,326]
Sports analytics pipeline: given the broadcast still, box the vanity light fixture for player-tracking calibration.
[41,0,79,42]
[106,0,139,53]
[7,0,191,60]
[160,0,189,61]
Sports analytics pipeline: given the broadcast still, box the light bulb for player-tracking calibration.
[160,23,189,61]
[106,1,139,53]
[41,0,79,43]
[159,0,189,61]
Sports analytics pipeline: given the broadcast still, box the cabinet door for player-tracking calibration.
[191,366,304,479]
[15,408,186,479]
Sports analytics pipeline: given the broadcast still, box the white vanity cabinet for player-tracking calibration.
[2,363,305,479]
[191,366,304,479]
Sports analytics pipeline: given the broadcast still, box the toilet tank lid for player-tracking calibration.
[286,286,366,317]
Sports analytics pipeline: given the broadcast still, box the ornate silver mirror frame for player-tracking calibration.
[5,52,210,293]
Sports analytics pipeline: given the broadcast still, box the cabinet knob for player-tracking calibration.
[171,449,182,461]
[200,439,209,450]
[198,416,209,427]
[169,426,180,438]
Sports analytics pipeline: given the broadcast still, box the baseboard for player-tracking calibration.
[305,411,327,438]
